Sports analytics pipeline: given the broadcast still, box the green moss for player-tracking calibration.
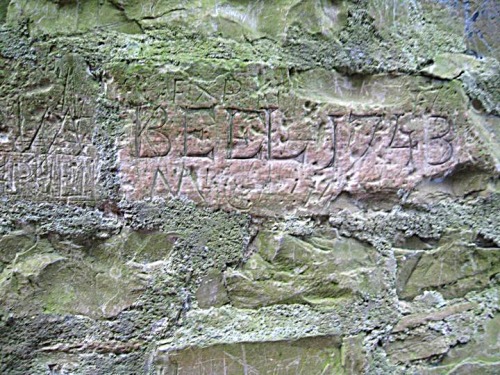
[0,0,8,24]
[0,1,498,374]
[396,234,500,300]
[6,0,142,35]
[225,231,384,308]
[42,284,76,314]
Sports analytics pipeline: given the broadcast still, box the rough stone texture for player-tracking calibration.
[225,232,386,308]
[0,0,499,374]
[155,336,343,374]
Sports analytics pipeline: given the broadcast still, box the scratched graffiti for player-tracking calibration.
[0,101,97,201]
[154,337,342,375]
[0,56,99,201]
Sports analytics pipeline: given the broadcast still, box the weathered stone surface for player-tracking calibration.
[195,269,229,309]
[0,230,161,318]
[421,53,482,80]
[115,70,483,215]
[0,54,100,202]
[225,231,385,308]
[386,332,451,363]
[424,314,500,374]
[0,0,498,374]
[385,290,498,367]
[155,336,343,375]
[392,302,477,333]
[341,334,368,375]
[7,0,142,35]
[396,232,500,300]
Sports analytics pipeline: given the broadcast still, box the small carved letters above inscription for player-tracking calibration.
[119,102,468,214]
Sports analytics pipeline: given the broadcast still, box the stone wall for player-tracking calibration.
[0,1,498,374]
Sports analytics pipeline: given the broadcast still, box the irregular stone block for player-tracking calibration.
[396,239,500,300]
[425,314,500,374]
[195,269,230,309]
[392,302,477,333]
[114,68,486,215]
[154,336,343,375]
[0,230,180,318]
[0,54,100,202]
[386,333,450,363]
[7,0,142,35]
[225,232,385,308]
[341,334,368,375]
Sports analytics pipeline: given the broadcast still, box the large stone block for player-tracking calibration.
[396,234,500,300]
[0,0,498,373]
[113,67,486,215]
[0,54,100,202]
[154,336,343,375]
[225,231,385,308]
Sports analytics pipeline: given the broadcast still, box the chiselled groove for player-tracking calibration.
[347,115,383,171]
[24,107,50,153]
[425,116,454,166]
[227,109,234,159]
[388,114,418,169]
[266,108,273,161]
[0,152,96,200]
[0,85,97,200]
[134,106,171,158]
[429,115,452,140]
[323,115,338,170]
[130,107,454,165]
[182,109,188,157]
[134,106,142,158]
[1,2,497,374]
[427,141,453,166]
[225,108,265,160]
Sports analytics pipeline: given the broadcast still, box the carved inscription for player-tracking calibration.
[133,106,171,158]
[0,91,97,201]
[113,70,474,214]
[425,116,454,166]
[118,93,469,215]
[0,153,95,200]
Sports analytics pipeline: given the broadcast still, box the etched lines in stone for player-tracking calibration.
[0,99,97,200]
